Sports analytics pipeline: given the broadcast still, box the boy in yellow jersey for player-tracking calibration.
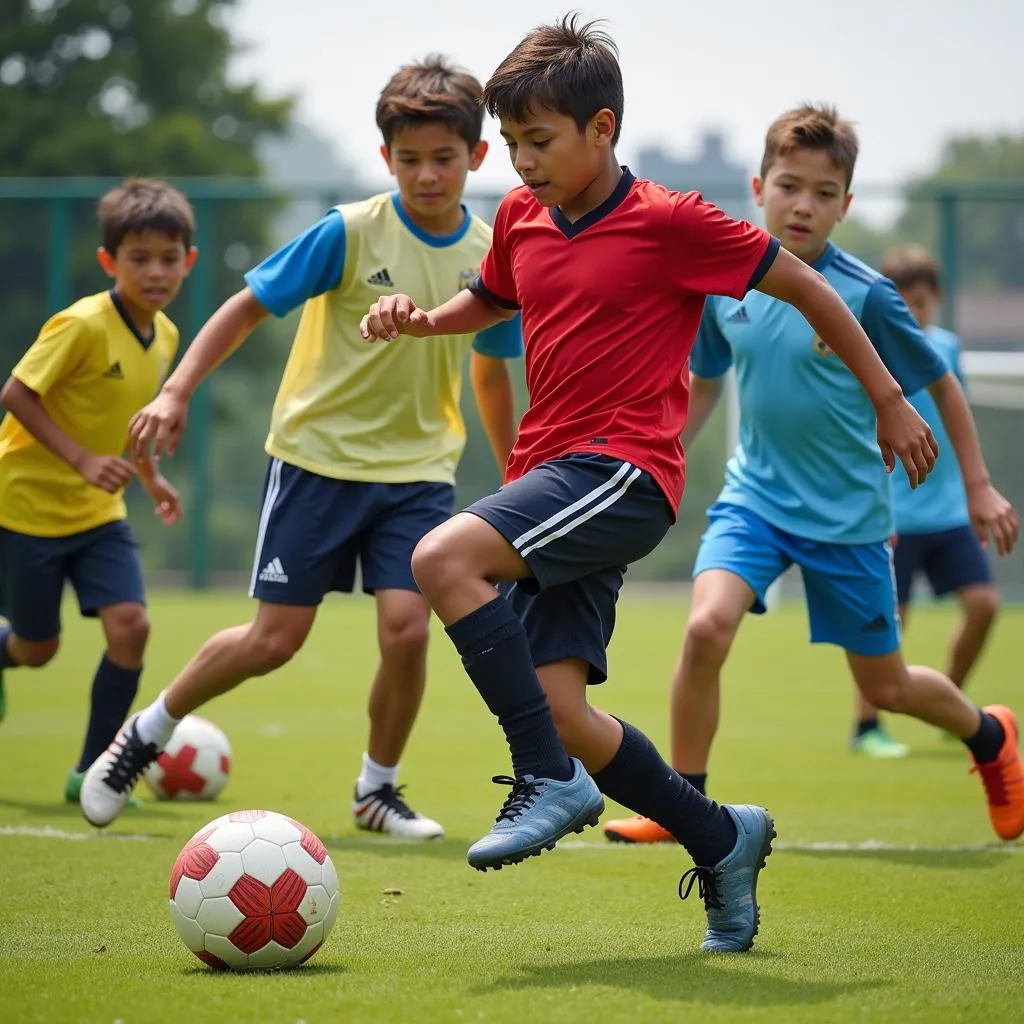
[0,178,195,801]
[82,57,523,833]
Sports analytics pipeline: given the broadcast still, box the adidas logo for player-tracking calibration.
[366,268,395,288]
[258,557,289,584]
[102,361,124,379]
[861,613,890,634]
[726,306,750,324]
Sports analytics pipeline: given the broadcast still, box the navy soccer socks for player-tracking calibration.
[76,655,141,774]
[445,597,574,782]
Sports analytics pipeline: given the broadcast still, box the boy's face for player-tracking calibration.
[499,106,613,209]
[97,231,197,315]
[898,280,940,330]
[381,123,486,225]
[754,148,853,262]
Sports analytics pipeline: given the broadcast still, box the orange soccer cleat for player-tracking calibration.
[603,815,675,844]
[970,704,1024,841]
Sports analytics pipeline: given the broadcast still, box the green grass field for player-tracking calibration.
[1,591,1022,1024]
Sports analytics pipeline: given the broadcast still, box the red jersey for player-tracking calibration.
[471,169,777,514]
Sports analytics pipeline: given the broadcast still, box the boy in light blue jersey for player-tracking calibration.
[604,105,1024,847]
[881,244,999,700]
[82,58,523,835]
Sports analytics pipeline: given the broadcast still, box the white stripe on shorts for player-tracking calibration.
[515,461,643,559]
[248,457,283,596]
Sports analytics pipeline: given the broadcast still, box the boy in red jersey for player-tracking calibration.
[361,15,937,953]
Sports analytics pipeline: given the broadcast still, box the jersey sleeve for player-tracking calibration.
[669,193,780,299]
[244,210,347,318]
[471,312,524,358]
[11,310,92,396]
[469,196,520,310]
[861,279,947,395]
[689,298,734,379]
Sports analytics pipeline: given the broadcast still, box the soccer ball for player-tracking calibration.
[168,809,340,971]
[143,715,231,801]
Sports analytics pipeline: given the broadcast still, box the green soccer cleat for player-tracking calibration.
[65,767,142,808]
[851,727,911,759]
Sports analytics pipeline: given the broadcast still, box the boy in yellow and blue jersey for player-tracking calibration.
[82,57,523,834]
[882,244,999,703]
[0,178,195,801]
[604,105,1024,847]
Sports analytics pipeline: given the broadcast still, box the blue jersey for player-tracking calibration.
[889,325,968,534]
[691,242,946,544]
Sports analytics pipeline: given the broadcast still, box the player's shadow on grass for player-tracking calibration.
[322,835,469,862]
[474,954,883,1006]
[0,796,181,821]
[787,847,1010,870]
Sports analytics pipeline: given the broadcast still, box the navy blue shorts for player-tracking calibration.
[466,453,674,684]
[0,520,145,642]
[893,525,992,605]
[249,458,455,605]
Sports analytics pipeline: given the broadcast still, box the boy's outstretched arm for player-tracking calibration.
[360,288,512,342]
[130,287,269,459]
[681,373,724,448]
[470,352,517,477]
[927,371,1019,554]
[756,247,938,486]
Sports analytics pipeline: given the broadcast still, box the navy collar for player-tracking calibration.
[109,290,155,350]
[549,167,635,240]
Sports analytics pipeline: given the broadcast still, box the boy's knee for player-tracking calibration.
[963,586,999,626]
[684,607,738,664]
[105,605,150,649]
[379,615,430,660]
[17,636,60,668]
[248,623,305,673]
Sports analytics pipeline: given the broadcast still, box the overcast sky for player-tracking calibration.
[227,0,1024,205]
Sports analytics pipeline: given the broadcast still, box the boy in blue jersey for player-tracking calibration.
[881,244,999,700]
[604,105,1024,847]
[81,58,523,835]
[0,178,193,801]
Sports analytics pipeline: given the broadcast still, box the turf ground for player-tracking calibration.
[1,591,1022,1023]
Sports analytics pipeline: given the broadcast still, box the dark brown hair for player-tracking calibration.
[98,177,195,253]
[481,12,624,144]
[376,55,484,149]
[761,104,859,189]
[881,244,943,293]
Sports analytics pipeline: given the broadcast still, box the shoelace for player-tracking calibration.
[971,758,1011,806]
[678,865,724,911]
[363,784,417,820]
[491,775,542,824]
[102,726,157,793]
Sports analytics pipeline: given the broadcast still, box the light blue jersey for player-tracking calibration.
[889,325,968,534]
[692,242,947,544]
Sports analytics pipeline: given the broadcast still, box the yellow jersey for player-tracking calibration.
[244,192,522,484]
[0,291,178,536]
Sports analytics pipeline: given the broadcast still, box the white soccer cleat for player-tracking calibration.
[352,783,444,840]
[80,715,160,827]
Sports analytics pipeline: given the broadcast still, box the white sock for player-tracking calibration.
[356,753,398,796]
[135,692,181,749]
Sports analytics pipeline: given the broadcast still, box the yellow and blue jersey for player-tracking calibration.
[889,325,969,534]
[691,242,947,544]
[0,291,178,537]
[244,191,523,484]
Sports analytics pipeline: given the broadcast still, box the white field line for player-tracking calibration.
[1,825,1020,854]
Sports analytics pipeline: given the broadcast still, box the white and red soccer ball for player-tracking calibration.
[168,809,340,971]
[144,715,231,801]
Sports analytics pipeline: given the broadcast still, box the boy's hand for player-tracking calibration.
[360,294,431,341]
[130,391,189,459]
[967,483,1019,556]
[874,395,938,488]
[76,453,135,493]
[144,473,182,526]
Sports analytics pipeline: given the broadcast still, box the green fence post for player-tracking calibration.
[188,200,214,588]
[47,197,72,314]
[937,190,958,330]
